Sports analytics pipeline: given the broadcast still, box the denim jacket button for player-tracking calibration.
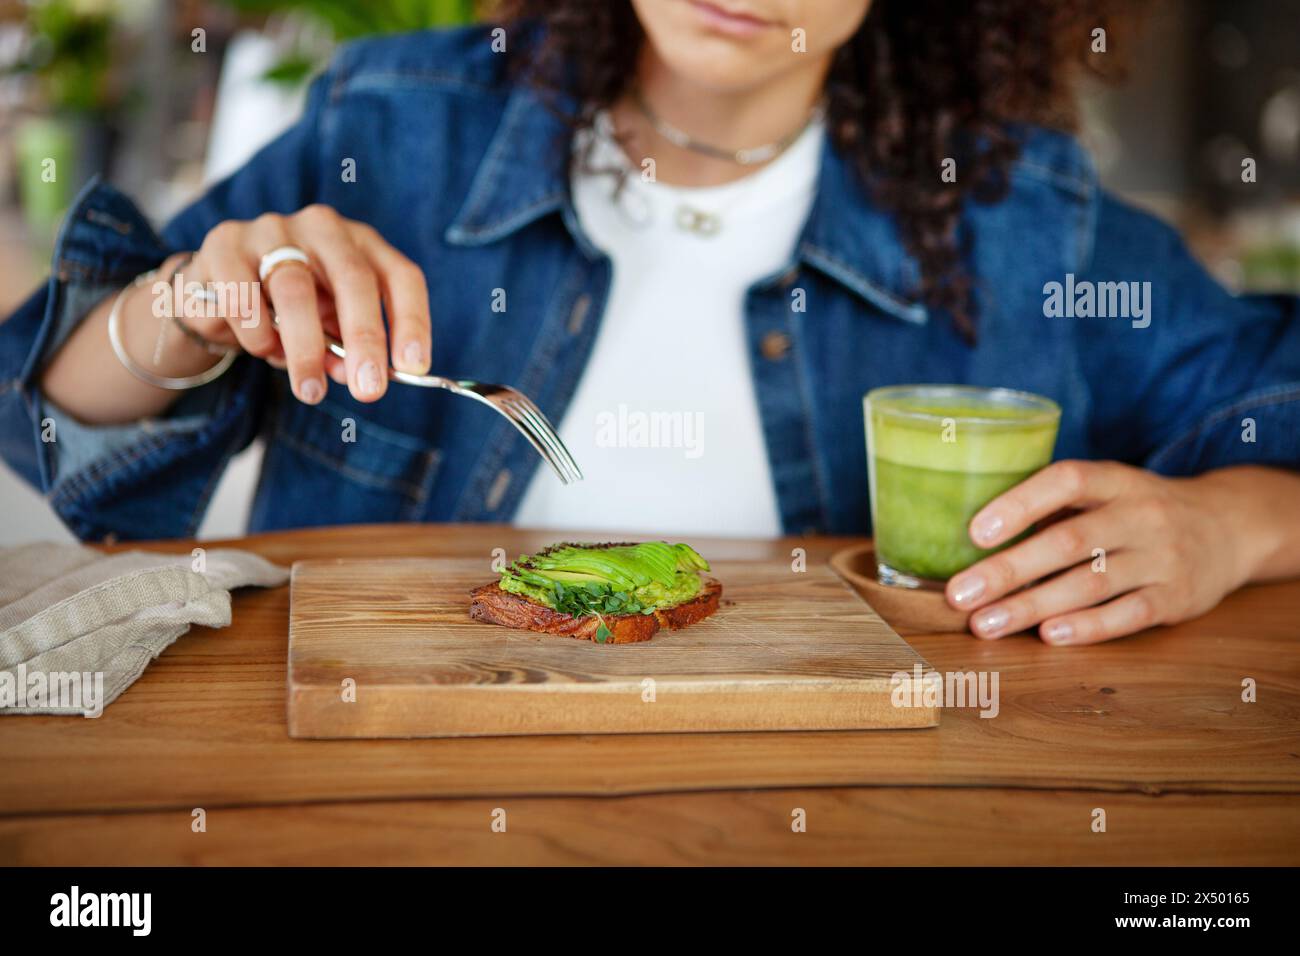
[567,294,592,335]
[760,331,792,361]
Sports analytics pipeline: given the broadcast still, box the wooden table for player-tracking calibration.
[2,524,1297,865]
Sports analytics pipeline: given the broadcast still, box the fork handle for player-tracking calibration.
[319,330,459,391]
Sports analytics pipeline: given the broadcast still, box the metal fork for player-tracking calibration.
[316,329,582,484]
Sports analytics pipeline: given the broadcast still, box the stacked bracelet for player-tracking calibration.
[106,259,239,391]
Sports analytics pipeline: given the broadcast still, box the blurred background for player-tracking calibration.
[1,0,1298,544]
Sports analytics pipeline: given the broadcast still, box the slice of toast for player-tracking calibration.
[469,577,722,644]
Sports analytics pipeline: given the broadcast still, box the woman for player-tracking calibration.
[3,0,1299,646]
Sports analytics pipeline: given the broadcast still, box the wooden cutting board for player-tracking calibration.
[287,557,938,738]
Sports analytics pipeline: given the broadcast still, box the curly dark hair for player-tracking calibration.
[496,0,1119,340]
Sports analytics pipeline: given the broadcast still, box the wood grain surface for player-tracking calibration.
[831,543,971,635]
[1,524,1297,865]
[3,788,1295,866]
[287,557,938,737]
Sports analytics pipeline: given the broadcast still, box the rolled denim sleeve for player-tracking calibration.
[1079,195,1300,476]
[0,69,333,541]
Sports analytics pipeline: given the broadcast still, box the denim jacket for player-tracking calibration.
[3,26,1299,541]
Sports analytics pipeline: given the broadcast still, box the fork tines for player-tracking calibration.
[498,394,583,485]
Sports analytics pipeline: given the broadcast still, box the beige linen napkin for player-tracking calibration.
[0,543,287,717]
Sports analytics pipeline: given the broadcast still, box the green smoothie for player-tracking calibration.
[865,386,1060,587]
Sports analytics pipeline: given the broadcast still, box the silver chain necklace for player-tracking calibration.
[632,86,825,166]
[629,89,824,237]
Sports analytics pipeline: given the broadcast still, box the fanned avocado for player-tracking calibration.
[498,541,711,618]
[476,541,721,644]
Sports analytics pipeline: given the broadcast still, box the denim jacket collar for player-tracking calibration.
[445,83,1097,327]
[444,84,572,247]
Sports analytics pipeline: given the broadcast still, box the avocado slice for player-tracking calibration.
[529,568,607,585]
[503,541,711,615]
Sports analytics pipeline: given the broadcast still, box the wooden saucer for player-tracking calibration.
[829,543,970,636]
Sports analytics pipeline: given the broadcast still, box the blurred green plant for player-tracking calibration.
[7,0,118,113]
[1242,242,1300,292]
[219,0,478,85]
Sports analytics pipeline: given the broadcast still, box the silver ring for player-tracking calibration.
[258,245,311,283]
[163,254,236,356]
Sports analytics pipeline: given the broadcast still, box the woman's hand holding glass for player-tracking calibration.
[945,460,1283,645]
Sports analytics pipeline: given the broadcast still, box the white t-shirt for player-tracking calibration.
[514,112,824,538]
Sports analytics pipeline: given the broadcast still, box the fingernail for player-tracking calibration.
[299,377,324,404]
[972,513,1004,546]
[950,574,986,606]
[1042,621,1074,644]
[402,341,424,370]
[974,606,1010,637]
[356,361,382,397]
